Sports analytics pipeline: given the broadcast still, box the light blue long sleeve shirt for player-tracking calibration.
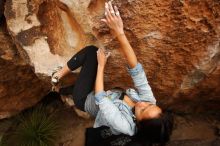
[84,63,156,136]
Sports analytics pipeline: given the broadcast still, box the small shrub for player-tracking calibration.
[1,105,60,146]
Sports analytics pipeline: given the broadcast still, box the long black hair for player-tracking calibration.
[135,111,174,146]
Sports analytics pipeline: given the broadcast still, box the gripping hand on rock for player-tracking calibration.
[97,48,111,68]
[101,1,124,37]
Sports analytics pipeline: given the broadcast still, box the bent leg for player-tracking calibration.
[72,46,98,111]
[59,45,98,111]
[67,45,97,71]
[54,45,97,80]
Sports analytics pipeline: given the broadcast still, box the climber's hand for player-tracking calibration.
[97,48,110,68]
[101,1,124,37]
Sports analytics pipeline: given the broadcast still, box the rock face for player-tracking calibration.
[0,17,50,119]
[2,0,220,116]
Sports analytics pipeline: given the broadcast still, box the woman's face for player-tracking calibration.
[134,102,162,121]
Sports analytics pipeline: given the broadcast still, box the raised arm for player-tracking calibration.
[101,1,137,68]
[94,49,135,136]
[95,48,109,94]
[101,2,156,103]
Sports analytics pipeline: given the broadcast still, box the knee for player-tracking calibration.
[86,45,98,57]
[86,45,98,52]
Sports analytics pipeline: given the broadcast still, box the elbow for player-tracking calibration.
[127,130,135,136]
[124,128,135,136]
[127,126,135,136]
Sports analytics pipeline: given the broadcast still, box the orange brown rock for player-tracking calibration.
[1,0,220,118]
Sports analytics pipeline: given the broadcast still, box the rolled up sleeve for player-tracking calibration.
[126,63,156,104]
[127,63,143,76]
[95,91,107,104]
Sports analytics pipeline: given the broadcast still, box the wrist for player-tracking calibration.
[116,30,124,35]
[116,33,125,39]
[115,31,125,38]
[98,65,105,70]
[113,29,124,36]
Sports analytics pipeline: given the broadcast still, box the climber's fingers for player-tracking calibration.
[105,2,112,21]
[101,1,124,34]
[108,1,115,17]
[106,52,111,59]
[114,6,121,18]
[101,18,108,24]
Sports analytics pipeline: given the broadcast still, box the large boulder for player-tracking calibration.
[3,0,220,115]
[0,17,49,119]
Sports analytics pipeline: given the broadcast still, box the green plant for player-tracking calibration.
[1,105,60,146]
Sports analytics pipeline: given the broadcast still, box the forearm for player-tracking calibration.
[101,1,137,68]
[95,66,105,94]
[116,33,138,68]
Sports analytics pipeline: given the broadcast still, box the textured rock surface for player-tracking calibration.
[0,17,49,119]
[3,0,220,115]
